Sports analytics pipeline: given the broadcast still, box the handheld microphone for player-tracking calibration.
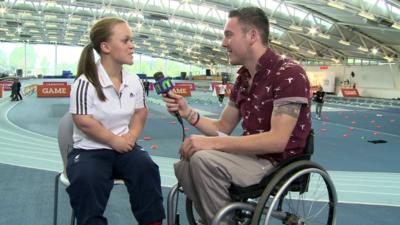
[153,72,185,140]
[153,75,174,95]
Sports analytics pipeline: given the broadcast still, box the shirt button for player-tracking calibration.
[247,98,251,101]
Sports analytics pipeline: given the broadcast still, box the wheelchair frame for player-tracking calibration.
[167,130,338,225]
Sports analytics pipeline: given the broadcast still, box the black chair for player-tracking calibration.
[167,130,338,225]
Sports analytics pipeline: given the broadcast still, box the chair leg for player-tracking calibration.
[167,184,180,225]
[53,173,61,225]
[71,210,76,225]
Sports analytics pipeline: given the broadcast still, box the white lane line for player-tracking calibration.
[2,98,400,207]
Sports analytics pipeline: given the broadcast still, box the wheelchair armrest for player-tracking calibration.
[229,154,311,201]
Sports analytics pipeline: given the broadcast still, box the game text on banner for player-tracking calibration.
[0,81,13,91]
[341,88,359,97]
[37,84,71,97]
[172,86,191,97]
[43,81,68,86]
[175,82,196,90]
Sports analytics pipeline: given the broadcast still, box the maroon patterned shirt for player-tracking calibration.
[229,49,312,163]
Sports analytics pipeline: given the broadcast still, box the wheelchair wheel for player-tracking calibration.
[186,198,201,225]
[251,161,337,225]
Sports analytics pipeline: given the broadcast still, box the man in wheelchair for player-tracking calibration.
[163,7,336,225]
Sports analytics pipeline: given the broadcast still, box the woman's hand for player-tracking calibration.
[110,135,134,153]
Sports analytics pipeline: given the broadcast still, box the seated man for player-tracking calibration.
[162,6,311,225]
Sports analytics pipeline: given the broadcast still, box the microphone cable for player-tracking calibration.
[174,112,186,142]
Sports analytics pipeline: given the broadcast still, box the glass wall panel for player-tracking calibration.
[0,41,207,78]
[26,43,56,76]
[0,42,24,76]
[56,45,83,76]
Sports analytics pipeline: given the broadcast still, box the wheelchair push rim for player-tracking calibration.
[252,161,337,225]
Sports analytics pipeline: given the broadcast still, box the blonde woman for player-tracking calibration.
[67,17,164,225]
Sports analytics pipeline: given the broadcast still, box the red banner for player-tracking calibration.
[0,85,3,98]
[320,66,329,70]
[37,85,71,97]
[341,88,359,97]
[175,82,196,90]
[0,81,13,91]
[43,81,68,86]
[172,86,192,97]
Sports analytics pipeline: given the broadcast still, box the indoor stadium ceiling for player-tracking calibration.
[0,0,399,66]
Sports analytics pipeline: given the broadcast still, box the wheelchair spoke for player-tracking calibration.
[252,162,337,225]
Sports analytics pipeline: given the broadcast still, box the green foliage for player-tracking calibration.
[10,45,35,71]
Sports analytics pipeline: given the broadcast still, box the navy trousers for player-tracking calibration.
[66,145,165,225]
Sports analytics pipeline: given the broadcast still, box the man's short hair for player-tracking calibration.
[228,7,270,46]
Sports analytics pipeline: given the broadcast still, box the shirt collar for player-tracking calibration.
[236,48,280,78]
[97,60,129,89]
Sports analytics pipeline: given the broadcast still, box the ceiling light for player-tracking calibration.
[155,36,165,41]
[327,1,345,10]
[0,7,7,15]
[45,14,58,20]
[289,25,303,31]
[281,55,286,59]
[358,46,369,52]
[174,40,183,44]
[194,35,204,40]
[383,55,393,62]
[391,22,400,30]
[269,18,277,24]
[339,39,350,46]
[289,45,300,50]
[358,11,376,21]
[371,47,378,55]
[308,27,318,35]
[318,33,330,39]
[307,50,316,55]
[331,58,340,64]
[271,39,281,45]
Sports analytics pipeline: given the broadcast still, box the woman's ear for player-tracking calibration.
[100,42,111,54]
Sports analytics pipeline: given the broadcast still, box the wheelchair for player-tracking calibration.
[167,130,337,225]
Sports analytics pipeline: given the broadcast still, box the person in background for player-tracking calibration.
[217,80,227,107]
[143,79,150,96]
[10,78,22,101]
[314,86,325,120]
[15,78,23,101]
[67,17,164,225]
[10,78,18,101]
[162,6,311,225]
[350,71,356,89]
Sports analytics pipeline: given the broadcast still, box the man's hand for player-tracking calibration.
[162,92,191,118]
[180,135,214,160]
